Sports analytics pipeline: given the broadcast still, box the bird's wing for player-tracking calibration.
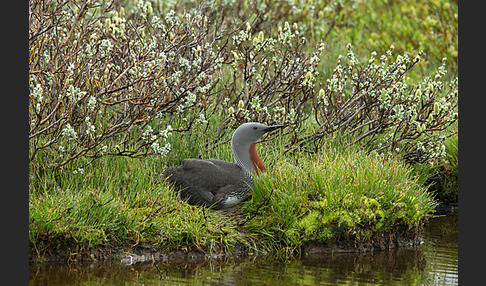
[163,159,246,206]
[180,159,243,186]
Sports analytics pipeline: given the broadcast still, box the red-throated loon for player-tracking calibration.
[163,122,284,209]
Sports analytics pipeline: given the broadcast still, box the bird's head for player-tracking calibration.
[232,122,285,145]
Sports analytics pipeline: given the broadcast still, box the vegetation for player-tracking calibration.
[29,132,436,260]
[244,140,436,254]
[29,0,457,261]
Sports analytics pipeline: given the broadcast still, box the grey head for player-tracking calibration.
[231,122,284,176]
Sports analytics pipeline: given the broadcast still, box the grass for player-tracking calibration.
[29,119,256,261]
[29,154,245,259]
[29,127,438,261]
[412,128,458,206]
[240,139,437,253]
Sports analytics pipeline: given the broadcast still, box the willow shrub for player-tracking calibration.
[220,23,457,165]
[29,0,457,173]
[29,0,223,171]
[134,0,457,69]
[305,45,458,164]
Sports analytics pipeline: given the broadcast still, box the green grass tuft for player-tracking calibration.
[240,141,437,252]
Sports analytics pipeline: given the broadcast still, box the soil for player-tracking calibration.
[29,206,429,264]
[29,231,422,264]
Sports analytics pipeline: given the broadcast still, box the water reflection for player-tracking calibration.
[29,212,457,285]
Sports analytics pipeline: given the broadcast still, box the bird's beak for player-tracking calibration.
[263,124,285,133]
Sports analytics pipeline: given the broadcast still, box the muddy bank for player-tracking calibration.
[29,230,422,264]
[30,204,444,264]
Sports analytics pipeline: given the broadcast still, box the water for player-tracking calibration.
[29,211,458,285]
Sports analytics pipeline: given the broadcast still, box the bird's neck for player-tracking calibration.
[249,143,266,174]
[232,141,265,176]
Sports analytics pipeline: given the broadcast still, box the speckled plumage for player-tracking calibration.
[163,159,253,209]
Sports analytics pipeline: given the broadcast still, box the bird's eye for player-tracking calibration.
[253,127,258,130]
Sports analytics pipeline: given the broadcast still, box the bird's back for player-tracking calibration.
[163,159,253,208]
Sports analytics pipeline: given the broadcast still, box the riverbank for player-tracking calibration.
[29,142,437,263]
[29,229,423,264]
[30,202,426,264]
[29,211,458,285]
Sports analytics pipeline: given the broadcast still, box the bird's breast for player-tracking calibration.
[221,195,244,208]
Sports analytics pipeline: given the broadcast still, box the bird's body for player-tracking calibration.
[162,122,283,209]
[163,158,253,209]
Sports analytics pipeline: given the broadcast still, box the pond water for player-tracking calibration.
[29,211,457,285]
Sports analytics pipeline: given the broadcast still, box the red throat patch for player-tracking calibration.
[249,143,266,174]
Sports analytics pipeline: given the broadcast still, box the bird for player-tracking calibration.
[162,122,284,210]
